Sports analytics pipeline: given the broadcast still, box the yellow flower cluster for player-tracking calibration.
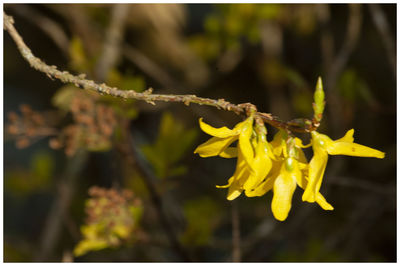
[194,117,385,221]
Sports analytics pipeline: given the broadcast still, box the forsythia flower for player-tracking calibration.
[194,117,385,222]
[302,129,385,203]
[194,117,254,166]
[194,117,274,200]
[216,128,274,201]
[245,131,333,221]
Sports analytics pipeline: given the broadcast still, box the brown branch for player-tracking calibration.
[6,5,70,56]
[117,120,192,261]
[322,4,363,134]
[123,43,181,90]
[95,4,130,81]
[3,12,316,133]
[368,4,396,78]
[35,150,89,261]
[231,201,241,262]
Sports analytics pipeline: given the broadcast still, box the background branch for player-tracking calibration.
[117,121,192,261]
[35,150,89,261]
[95,4,130,81]
[368,4,396,78]
[7,5,69,57]
[231,201,241,262]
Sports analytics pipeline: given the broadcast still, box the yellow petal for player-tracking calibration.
[243,134,272,191]
[227,166,250,200]
[271,166,297,221]
[238,120,255,169]
[199,118,239,138]
[327,142,385,159]
[295,164,333,211]
[194,136,237,157]
[245,160,281,197]
[244,176,274,197]
[216,176,234,188]
[315,193,334,210]
[297,147,308,164]
[336,129,354,143]
[270,130,285,157]
[225,152,250,200]
[295,137,312,148]
[302,148,328,203]
[227,180,244,200]
[219,147,238,158]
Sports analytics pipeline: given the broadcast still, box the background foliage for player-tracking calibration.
[4,3,396,262]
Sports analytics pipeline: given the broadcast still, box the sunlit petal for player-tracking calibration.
[327,142,385,158]
[302,148,328,203]
[238,120,255,169]
[227,180,244,200]
[295,137,311,148]
[194,136,237,157]
[216,176,234,188]
[224,151,250,200]
[295,169,334,211]
[271,167,297,221]
[244,134,272,190]
[199,118,239,138]
[336,129,354,143]
[270,130,285,157]
[245,161,281,197]
[315,193,334,210]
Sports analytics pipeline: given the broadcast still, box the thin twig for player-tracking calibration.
[232,201,241,262]
[326,4,362,92]
[117,120,192,261]
[6,4,70,56]
[3,12,316,133]
[35,150,89,261]
[317,4,362,135]
[46,4,102,58]
[95,4,130,81]
[123,44,180,90]
[368,4,396,78]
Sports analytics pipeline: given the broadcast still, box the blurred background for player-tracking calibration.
[3,3,396,262]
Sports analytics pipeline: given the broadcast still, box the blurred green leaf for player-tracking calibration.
[204,15,220,35]
[292,91,313,116]
[274,238,341,262]
[141,112,198,179]
[257,4,281,19]
[5,151,54,196]
[338,69,359,102]
[31,151,54,182]
[189,35,221,61]
[181,197,221,246]
[69,36,91,73]
[285,68,307,89]
[4,242,32,262]
[52,85,79,112]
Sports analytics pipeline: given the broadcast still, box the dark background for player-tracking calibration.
[4,4,396,262]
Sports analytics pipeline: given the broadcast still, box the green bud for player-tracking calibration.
[285,157,294,172]
[313,76,325,122]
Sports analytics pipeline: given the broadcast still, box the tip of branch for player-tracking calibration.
[4,12,15,29]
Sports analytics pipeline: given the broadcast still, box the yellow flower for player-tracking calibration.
[216,129,274,200]
[194,117,254,167]
[303,129,385,203]
[246,132,333,221]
